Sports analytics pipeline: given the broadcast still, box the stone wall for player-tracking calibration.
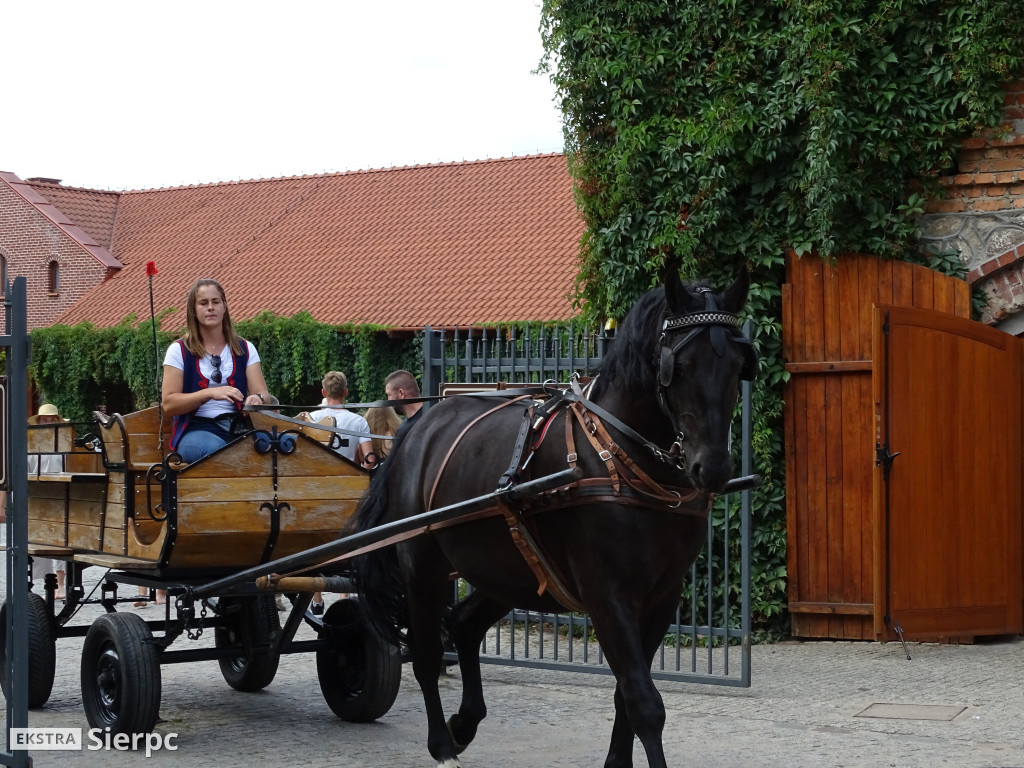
[919,79,1024,329]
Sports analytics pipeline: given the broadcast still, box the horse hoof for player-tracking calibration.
[437,759,462,768]
[445,718,469,755]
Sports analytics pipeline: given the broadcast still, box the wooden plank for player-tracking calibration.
[175,474,367,504]
[179,438,365,479]
[932,269,955,314]
[27,496,67,522]
[28,519,66,547]
[176,499,360,535]
[27,425,74,454]
[102,526,125,556]
[67,523,102,551]
[784,361,871,374]
[74,552,159,570]
[788,601,873,615]
[911,262,935,308]
[99,417,126,464]
[953,276,972,317]
[822,260,845,631]
[891,261,914,306]
[67,500,105,526]
[66,453,104,474]
[25,544,75,557]
[164,533,271,570]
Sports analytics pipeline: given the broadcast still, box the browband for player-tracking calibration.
[662,311,740,331]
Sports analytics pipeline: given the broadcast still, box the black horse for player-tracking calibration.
[354,267,757,768]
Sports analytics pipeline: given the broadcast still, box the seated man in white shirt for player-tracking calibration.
[303,372,371,616]
[305,371,373,466]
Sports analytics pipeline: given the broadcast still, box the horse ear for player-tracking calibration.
[662,257,688,313]
[720,263,750,313]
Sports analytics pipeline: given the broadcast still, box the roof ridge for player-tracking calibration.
[116,153,566,194]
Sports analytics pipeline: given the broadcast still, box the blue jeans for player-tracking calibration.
[176,423,230,463]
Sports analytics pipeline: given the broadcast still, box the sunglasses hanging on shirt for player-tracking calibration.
[210,354,222,383]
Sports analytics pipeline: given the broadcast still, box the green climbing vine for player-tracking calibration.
[540,0,1024,638]
[29,312,421,423]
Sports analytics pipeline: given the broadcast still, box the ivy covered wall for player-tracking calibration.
[540,0,1024,637]
[29,312,421,423]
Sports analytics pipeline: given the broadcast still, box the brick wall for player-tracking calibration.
[0,182,112,331]
[920,79,1024,326]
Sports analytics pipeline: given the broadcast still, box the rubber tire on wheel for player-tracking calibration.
[317,598,401,722]
[215,594,281,691]
[0,593,56,708]
[81,612,161,735]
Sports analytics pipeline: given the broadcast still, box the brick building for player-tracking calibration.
[920,78,1024,331]
[0,173,121,329]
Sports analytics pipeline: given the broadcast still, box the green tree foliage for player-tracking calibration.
[541,0,1024,637]
[29,313,420,423]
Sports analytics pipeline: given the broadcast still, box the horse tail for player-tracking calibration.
[350,428,411,648]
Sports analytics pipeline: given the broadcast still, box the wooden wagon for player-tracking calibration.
[2,406,399,734]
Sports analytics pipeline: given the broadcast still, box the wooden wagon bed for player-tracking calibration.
[26,407,368,577]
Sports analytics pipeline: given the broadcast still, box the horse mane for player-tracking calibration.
[349,425,413,647]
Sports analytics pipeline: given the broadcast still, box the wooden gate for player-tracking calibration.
[782,253,973,639]
[872,306,1022,640]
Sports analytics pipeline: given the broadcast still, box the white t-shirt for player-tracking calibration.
[28,454,64,474]
[164,340,260,419]
[307,407,371,461]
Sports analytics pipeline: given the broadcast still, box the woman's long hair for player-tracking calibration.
[181,278,243,357]
[364,406,401,458]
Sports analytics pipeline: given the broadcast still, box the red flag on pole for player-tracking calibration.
[146,261,158,277]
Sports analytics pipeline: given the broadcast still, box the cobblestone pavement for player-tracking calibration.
[2,558,1023,767]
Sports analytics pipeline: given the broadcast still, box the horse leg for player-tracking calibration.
[592,597,679,768]
[444,591,510,751]
[401,545,464,767]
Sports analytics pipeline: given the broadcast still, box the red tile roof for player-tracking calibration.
[0,172,122,270]
[53,155,583,330]
[23,179,121,249]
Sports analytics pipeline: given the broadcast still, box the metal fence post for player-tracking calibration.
[2,276,32,768]
[421,326,443,396]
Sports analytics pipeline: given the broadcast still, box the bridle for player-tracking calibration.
[655,288,759,465]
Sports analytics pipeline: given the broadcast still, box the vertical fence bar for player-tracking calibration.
[2,277,32,768]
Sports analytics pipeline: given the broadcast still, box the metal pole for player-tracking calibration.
[2,276,32,768]
[192,467,581,599]
[740,319,754,688]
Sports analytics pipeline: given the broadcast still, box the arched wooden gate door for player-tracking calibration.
[872,306,1022,640]
[782,252,1022,641]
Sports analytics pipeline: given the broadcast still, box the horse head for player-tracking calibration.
[658,265,757,493]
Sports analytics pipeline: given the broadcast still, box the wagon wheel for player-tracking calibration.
[317,597,401,722]
[215,594,281,691]
[81,612,162,735]
[0,593,57,708]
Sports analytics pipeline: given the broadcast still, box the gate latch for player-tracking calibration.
[875,442,900,481]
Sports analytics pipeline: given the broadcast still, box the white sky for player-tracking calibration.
[2,1,564,191]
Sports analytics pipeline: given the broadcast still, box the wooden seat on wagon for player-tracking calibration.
[27,406,369,577]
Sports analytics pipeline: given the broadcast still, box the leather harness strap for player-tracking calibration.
[427,396,532,512]
[279,381,709,614]
[493,492,587,613]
